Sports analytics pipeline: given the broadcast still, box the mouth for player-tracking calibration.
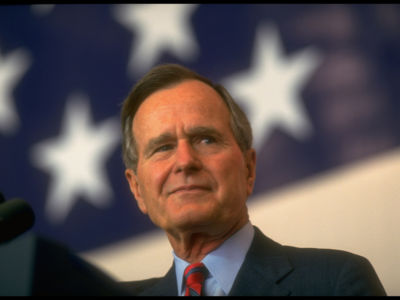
[169,185,211,195]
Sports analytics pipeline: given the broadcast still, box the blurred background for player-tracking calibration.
[0,4,399,295]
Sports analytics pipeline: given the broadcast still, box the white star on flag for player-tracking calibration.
[223,23,322,151]
[113,4,199,76]
[0,48,30,135]
[31,93,121,224]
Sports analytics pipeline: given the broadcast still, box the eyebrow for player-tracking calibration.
[186,126,223,140]
[143,126,224,157]
[143,132,175,158]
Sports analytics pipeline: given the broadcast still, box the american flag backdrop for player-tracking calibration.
[1,4,400,287]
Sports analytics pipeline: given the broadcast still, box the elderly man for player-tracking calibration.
[120,64,386,296]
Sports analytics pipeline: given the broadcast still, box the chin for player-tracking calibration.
[173,209,216,229]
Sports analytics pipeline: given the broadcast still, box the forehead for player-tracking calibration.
[133,79,231,132]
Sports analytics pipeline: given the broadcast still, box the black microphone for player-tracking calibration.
[0,198,35,243]
[0,192,5,204]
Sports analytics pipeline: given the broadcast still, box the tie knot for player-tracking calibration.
[183,262,208,296]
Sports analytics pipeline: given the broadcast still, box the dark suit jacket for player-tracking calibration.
[121,226,386,296]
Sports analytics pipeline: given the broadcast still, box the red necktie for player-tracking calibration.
[183,262,208,296]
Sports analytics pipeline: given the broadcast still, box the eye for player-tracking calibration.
[154,144,173,153]
[199,136,216,145]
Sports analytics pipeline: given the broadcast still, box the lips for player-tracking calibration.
[169,185,211,195]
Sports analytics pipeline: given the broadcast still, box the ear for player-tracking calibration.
[245,148,256,196]
[125,169,148,214]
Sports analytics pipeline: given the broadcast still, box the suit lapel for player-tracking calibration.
[229,226,293,296]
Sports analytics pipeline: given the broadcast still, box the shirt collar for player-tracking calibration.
[173,222,254,295]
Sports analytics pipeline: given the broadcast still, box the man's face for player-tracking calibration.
[125,79,256,235]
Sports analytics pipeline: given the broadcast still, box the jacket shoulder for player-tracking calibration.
[250,227,386,295]
[282,245,386,295]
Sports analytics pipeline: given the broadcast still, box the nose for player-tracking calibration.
[173,140,202,174]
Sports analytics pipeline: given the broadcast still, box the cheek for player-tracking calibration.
[138,161,171,200]
[213,152,248,195]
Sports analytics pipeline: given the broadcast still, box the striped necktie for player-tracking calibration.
[183,262,208,296]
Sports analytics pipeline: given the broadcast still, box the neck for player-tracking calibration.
[167,217,248,263]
